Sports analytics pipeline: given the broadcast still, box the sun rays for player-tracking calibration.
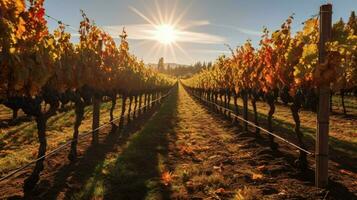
[118,0,226,63]
[152,24,177,44]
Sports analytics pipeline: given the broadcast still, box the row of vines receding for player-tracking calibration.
[0,0,176,192]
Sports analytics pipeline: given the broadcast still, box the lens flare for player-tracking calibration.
[154,24,177,44]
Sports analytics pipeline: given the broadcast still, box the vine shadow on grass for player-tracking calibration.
[103,88,178,200]
[23,95,172,199]
[223,101,357,173]
[190,95,357,200]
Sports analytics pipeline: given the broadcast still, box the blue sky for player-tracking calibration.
[44,0,357,65]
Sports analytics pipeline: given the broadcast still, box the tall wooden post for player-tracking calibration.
[92,40,103,144]
[316,4,332,188]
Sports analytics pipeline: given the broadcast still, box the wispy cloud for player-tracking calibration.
[102,24,226,44]
[212,24,262,36]
[234,27,262,36]
[104,24,154,40]
[180,20,210,29]
[177,30,226,44]
[124,5,226,44]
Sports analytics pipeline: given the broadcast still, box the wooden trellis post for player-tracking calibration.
[316,4,332,188]
[92,39,103,144]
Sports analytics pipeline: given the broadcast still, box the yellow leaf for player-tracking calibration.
[161,171,173,186]
[215,188,226,194]
[9,47,16,54]
[252,173,263,180]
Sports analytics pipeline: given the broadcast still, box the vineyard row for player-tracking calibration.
[182,7,356,186]
[0,0,176,192]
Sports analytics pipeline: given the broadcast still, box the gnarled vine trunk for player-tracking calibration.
[242,90,248,131]
[233,92,239,125]
[138,94,143,115]
[146,92,151,110]
[3,99,21,122]
[267,95,278,150]
[143,93,147,112]
[68,94,85,161]
[290,102,307,170]
[146,93,150,110]
[223,93,228,116]
[127,95,133,123]
[219,93,224,113]
[214,93,219,112]
[119,94,127,128]
[251,93,260,135]
[227,91,231,119]
[133,95,138,118]
[12,108,18,121]
[24,114,47,193]
[23,93,58,192]
[109,93,117,127]
[210,91,214,109]
[92,93,100,144]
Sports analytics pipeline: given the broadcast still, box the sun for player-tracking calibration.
[128,4,198,61]
[153,24,177,44]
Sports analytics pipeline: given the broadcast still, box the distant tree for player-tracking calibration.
[158,57,164,72]
[347,11,357,34]
[207,62,212,69]
[202,62,207,70]
[332,18,348,41]
[158,60,211,77]
[193,61,202,69]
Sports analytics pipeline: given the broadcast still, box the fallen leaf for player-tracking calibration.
[215,188,226,194]
[179,146,194,156]
[213,164,223,172]
[278,189,286,195]
[161,171,173,186]
[252,173,263,180]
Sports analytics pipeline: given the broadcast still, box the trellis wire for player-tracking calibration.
[187,88,313,156]
[0,89,173,183]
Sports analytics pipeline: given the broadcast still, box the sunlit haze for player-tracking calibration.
[154,24,177,44]
[44,0,357,64]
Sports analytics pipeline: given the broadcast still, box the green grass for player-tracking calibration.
[0,93,156,175]
[214,96,357,160]
[71,89,178,199]
[71,159,108,199]
[0,98,125,174]
[332,95,357,112]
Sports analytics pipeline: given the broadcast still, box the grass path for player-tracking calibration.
[1,85,356,199]
[164,85,324,199]
[0,92,172,199]
[219,95,357,162]
[68,84,356,199]
[0,99,126,174]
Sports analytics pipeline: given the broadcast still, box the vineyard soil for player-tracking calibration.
[1,84,355,199]
[222,96,357,165]
[0,94,163,199]
[0,99,133,175]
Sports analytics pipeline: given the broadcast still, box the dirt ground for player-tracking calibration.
[164,85,356,200]
[0,85,356,199]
